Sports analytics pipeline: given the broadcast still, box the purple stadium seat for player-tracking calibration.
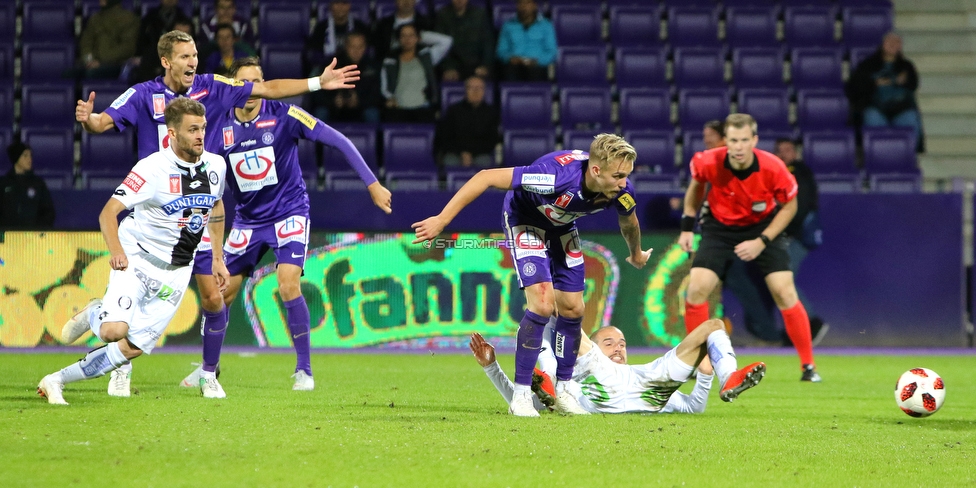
[673,47,727,88]
[791,47,844,90]
[440,81,495,108]
[0,3,14,46]
[21,128,76,180]
[609,5,662,47]
[732,47,785,89]
[784,6,838,48]
[21,84,75,130]
[737,89,792,133]
[869,173,920,193]
[614,47,668,89]
[260,44,305,80]
[562,130,601,153]
[755,130,796,155]
[838,0,892,6]
[667,6,720,47]
[81,131,136,188]
[0,86,11,130]
[0,128,12,168]
[723,0,781,7]
[21,43,76,83]
[503,129,556,167]
[678,88,730,132]
[81,82,130,114]
[862,127,919,175]
[316,2,370,23]
[382,124,438,190]
[796,89,849,132]
[624,130,677,174]
[492,4,518,29]
[500,83,552,130]
[551,6,602,46]
[139,0,195,17]
[725,6,780,48]
[560,87,612,131]
[849,47,876,70]
[681,131,707,167]
[294,138,320,183]
[556,46,608,87]
[618,88,673,132]
[258,4,311,46]
[843,7,894,50]
[0,44,12,84]
[802,130,859,174]
[22,2,75,43]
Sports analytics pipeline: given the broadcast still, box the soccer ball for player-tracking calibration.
[895,368,945,418]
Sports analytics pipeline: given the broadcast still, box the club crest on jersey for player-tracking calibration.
[222,126,235,148]
[209,171,218,186]
[554,192,574,208]
[275,216,308,247]
[169,174,180,193]
[161,194,217,215]
[256,119,277,129]
[123,171,146,192]
[230,146,278,192]
[152,94,166,116]
[224,228,252,254]
[262,132,274,145]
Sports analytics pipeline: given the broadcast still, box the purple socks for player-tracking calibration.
[553,315,582,381]
[284,296,312,376]
[202,306,228,373]
[514,310,549,385]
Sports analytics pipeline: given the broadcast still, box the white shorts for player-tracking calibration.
[100,253,192,354]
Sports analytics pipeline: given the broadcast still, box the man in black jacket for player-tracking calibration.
[311,31,381,124]
[0,141,56,230]
[436,76,498,168]
[373,0,434,62]
[846,32,923,150]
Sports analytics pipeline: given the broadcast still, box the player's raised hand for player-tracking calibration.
[411,216,445,244]
[469,333,497,367]
[109,251,128,271]
[76,92,95,123]
[319,58,360,90]
[626,248,653,269]
[367,182,392,214]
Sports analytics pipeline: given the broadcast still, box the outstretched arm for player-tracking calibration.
[659,373,713,414]
[251,58,360,99]
[304,119,391,214]
[619,212,653,269]
[411,168,513,243]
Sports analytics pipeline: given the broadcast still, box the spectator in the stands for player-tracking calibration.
[373,0,434,62]
[381,24,452,123]
[132,0,192,82]
[496,0,557,82]
[305,0,369,74]
[201,0,253,45]
[434,0,495,82]
[435,76,499,168]
[79,0,140,80]
[312,31,382,124]
[846,32,923,151]
[204,23,252,77]
[0,141,56,230]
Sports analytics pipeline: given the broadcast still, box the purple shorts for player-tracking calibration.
[503,218,584,293]
[194,215,310,277]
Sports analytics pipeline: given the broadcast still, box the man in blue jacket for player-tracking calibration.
[496,0,557,82]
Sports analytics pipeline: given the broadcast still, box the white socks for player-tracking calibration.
[706,330,738,386]
[59,342,129,384]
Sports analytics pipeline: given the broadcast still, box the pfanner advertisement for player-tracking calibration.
[0,231,701,349]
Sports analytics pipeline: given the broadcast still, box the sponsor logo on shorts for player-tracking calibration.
[224,228,252,255]
[123,172,146,192]
[511,225,547,259]
[561,231,584,268]
[118,296,132,310]
[276,216,308,247]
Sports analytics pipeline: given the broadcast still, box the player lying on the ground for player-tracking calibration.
[470,318,765,414]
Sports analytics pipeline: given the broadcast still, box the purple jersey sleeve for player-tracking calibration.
[286,105,378,186]
[202,73,254,110]
[103,85,142,132]
[613,181,638,216]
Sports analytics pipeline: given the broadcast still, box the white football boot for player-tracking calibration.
[292,371,315,391]
[107,368,131,397]
[200,376,227,399]
[37,373,68,405]
[509,389,540,417]
[180,364,203,388]
[553,381,589,415]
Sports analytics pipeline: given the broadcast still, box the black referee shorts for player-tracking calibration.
[691,215,791,280]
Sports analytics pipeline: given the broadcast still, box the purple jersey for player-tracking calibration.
[206,100,378,226]
[104,74,254,160]
[504,150,637,230]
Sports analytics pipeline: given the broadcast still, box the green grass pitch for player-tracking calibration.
[1,351,974,487]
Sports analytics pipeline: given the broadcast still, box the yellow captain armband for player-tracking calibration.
[618,193,636,211]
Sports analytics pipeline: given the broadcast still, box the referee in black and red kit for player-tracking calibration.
[678,113,821,383]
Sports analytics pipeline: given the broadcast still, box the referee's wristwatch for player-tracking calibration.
[759,234,771,246]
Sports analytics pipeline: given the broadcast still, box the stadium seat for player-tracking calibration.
[784,5,839,48]
[796,89,849,132]
[382,124,438,190]
[503,129,556,167]
[21,84,75,130]
[444,167,479,191]
[551,6,602,46]
[862,127,919,175]
[673,47,727,89]
[868,173,920,193]
[559,87,612,131]
[139,0,195,17]
[81,131,137,188]
[80,81,130,114]
[440,81,495,109]
[0,44,12,85]
[667,6,721,47]
[843,7,893,50]
[732,47,786,89]
[260,44,305,80]
[296,138,320,184]
[614,47,668,90]
[22,2,75,43]
[802,130,859,175]
[608,5,662,47]
[737,89,792,133]
[21,43,76,83]
[678,89,730,133]
[0,3,13,46]
[624,130,678,175]
[725,6,780,48]
[791,47,844,90]
[492,4,518,29]
[258,4,311,46]
[562,130,601,153]
[849,47,876,71]
[755,130,796,155]
[21,127,76,180]
[0,127,11,168]
[500,83,552,130]
[618,88,673,132]
[0,86,11,131]
[556,46,608,87]
[315,3,370,24]
[723,0,781,8]
[681,131,707,168]
[326,123,379,183]
[816,173,863,193]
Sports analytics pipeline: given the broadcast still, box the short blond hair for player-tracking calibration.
[157,30,195,60]
[725,113,758,137]
[164,97,206,129]
[588,133,636,169]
